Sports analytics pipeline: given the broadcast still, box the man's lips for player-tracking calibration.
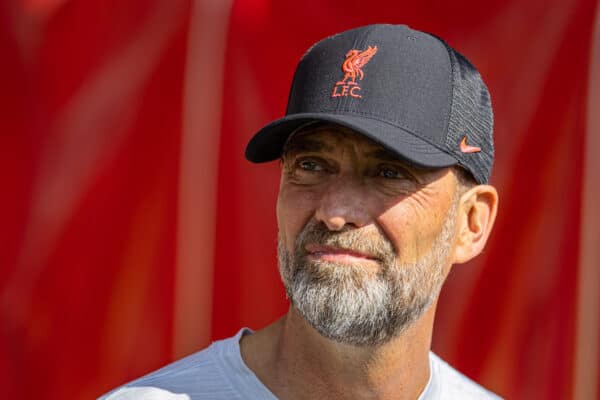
[304,244,379,264]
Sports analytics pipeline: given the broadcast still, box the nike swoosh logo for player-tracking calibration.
[460,136,481,153]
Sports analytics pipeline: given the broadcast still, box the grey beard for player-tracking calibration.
[277,204,457,347]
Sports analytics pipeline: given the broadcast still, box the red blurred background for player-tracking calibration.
[1,0,599,398]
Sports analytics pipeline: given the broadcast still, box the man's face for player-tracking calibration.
[276,124,461,346]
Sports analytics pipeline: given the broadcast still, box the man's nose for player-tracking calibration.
[314,176,371,231]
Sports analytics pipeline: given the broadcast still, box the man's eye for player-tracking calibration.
[298,159,324,172]
[378,166,404,179]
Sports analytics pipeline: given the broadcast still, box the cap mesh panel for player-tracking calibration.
[442,44,494,184]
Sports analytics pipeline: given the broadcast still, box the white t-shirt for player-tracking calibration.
[99,328,502,399]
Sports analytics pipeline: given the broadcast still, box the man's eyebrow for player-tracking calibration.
[283,138,334,155]
[367,148,436,176]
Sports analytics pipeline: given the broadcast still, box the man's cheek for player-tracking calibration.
[280,198,315,236]
[276,212,302,256]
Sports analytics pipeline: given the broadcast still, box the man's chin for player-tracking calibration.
[285,276,418,346]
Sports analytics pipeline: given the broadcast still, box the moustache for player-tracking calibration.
[294,220,396,264]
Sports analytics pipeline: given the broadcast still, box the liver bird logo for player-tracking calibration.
[336,46,378,85]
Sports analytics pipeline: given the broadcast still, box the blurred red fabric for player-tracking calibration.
[1,0,598,398]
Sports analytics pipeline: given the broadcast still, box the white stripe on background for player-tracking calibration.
[174,0,233,358]
[574,2,600,398]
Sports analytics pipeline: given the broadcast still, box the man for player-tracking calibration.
[101,24,501,399]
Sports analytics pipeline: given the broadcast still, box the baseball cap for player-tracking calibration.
[245,24,494,184]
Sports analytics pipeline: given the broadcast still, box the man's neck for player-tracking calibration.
[240,304,437,400]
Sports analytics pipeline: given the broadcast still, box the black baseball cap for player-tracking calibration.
[245,24,494,184]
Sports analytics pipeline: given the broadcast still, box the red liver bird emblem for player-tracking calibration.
[332,46,378,99]
[338,46,378,84]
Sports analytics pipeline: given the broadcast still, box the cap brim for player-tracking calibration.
[245,113,458,168]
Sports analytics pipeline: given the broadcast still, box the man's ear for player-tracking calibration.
[452,184,499,264]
